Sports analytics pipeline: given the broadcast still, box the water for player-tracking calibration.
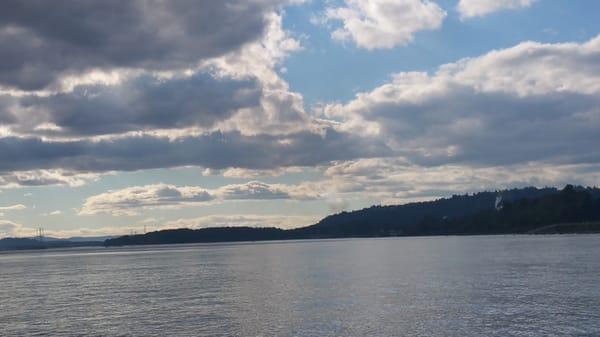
[1,235,599,337]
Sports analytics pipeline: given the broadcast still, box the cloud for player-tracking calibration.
[1,12,309,139]
[80,181,322,216]
[0,170,100,187]
[0,204,26,211]
[8,73,262,137]
[217,181,316,200]
[322,35,600,167]
[0,130,389,182]
[0,7,393,186]
[44,210,62,216]
[457,0,536,19]
[0,220,33,238]
[0,220,20,238]
[0,0,293,91]
[0,9,373,187]
[321,0,446,49]
[80,184,215,216]
[202,12,310,136]
[219,167,303,179]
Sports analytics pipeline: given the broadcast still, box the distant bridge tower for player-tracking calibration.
[36,227,44,242]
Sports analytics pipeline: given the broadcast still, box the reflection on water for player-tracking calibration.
[1,235,599,337]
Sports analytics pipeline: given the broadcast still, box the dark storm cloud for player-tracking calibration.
[12,73,262,136]
[0,0,283,90]
[0,129,391,173]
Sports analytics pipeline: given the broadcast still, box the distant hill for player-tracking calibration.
[105,227,287,246]
[37,235,114,243]
[105,185,600,247]
[65,235,115,242]
[289,186,571,238]
[0,238,48,250]
[0,237,103,251]
[372,185,600,236]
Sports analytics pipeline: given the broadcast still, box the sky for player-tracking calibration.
[1,0,599,238]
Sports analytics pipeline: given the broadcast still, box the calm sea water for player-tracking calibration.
[1,235,599,337]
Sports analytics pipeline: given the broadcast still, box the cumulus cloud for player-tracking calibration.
[1,12,310,139]
[321,0,446,49]
[457,0,536,19]
[0,0,293,91]
[205,12,311,136]
[80,181,322,216]
[322,35,600,167]
[0,3,393,187]
[0,7,369,187]
[80,184,214,216]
